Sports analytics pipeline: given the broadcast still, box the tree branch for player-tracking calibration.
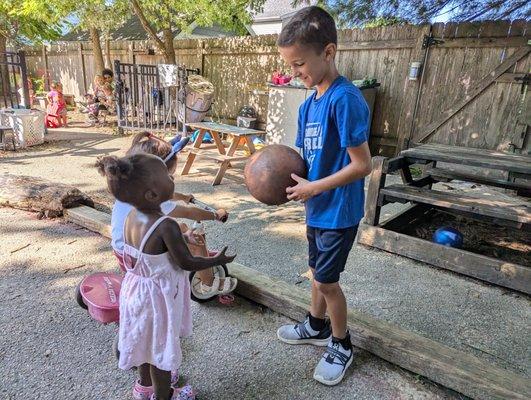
[499,1,528,20]
[129,0,165,52]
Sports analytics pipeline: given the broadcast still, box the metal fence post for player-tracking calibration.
[114,59,124,135]
[18,51,30,109]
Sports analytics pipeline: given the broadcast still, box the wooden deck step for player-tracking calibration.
[380,184,531,225]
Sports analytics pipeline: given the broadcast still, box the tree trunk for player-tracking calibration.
[130,0,171,62]
[162,28,176,64]
[0,174,94,218]
[104,37,112,68]
[0,35,11,106]
[90,28,105,76]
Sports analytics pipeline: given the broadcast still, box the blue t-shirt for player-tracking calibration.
[296,76,369,229]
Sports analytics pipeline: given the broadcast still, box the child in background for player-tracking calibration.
[86,75,106,126]
[94,74,105,98]
[18,78,35,108]
[97,153,235,400]
[102,68,114,88]
[46,82,68,127]
[99,82,116,121]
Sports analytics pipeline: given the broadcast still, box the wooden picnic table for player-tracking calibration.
[398,144,531,196]
[400,143,531,175]
[358,143,531,295]
[180,121,265,186]
[377,144,531,227]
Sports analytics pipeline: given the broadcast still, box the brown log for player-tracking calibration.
[0,174,94,218]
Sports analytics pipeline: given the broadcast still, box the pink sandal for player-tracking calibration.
[132,371,181,400]
[132,380,153,400]
[149,385,196,400]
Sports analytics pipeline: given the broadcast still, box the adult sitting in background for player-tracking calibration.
[102,68,114,89]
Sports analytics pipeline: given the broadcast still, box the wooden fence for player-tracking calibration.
[22,21,530,156]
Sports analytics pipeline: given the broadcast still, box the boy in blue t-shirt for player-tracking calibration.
[276,6,372,386]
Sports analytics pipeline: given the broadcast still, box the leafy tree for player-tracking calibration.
[363,16,408,28]
[62,0,129,74]
[0,1,63,48]
[130,0,266,64]
[0,1,64,100]
[295,1,530,27]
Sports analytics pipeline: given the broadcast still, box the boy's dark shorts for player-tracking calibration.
[307,225,358,284]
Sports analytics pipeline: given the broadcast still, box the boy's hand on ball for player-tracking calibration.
[286,174,316,202]
[214,246,236,264]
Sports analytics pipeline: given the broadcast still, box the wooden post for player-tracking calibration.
[200,40,205,75]
[128,42,135,64]
[396,24,432,153]
[114,59,124,135]
[42,44,50,91]
[78,42,87,94]
[364,156,387,226]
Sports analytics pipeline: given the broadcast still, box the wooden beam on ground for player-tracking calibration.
[63,206,112,238]
[358,223,531,295]
[231,261,530,400]
[63,205,531,400]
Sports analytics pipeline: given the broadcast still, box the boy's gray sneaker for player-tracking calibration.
[313,334,354,386]
[277,314,332,346]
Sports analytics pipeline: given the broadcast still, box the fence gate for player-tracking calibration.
[403,21,530,154]
[0,51,30,109]
[114,60,200,133]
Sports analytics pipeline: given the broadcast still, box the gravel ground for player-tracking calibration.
[0,207,461,400]
[1,129,529,378]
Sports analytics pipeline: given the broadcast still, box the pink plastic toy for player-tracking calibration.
[271,71,292,85]
[76,272,122,324]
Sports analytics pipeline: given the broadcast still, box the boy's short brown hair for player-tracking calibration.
[277,6,337,54]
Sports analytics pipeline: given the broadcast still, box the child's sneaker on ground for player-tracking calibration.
[313,332,354,386]
[276,313,331,346]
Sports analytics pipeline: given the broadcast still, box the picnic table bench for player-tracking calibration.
[359,143,531,294]
[180,122,265,186]
[368,144,531,229]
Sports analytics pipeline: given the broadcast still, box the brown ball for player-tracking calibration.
[244,144,307,205]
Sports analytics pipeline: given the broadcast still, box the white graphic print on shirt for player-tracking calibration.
[303,122,323,172]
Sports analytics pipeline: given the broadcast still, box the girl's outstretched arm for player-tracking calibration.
[159,219,235,271]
